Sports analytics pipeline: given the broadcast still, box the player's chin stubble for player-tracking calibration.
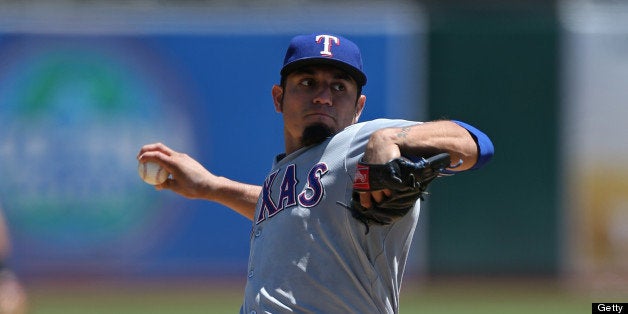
[301,123,334,147]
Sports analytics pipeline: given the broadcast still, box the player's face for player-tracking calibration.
[273,65,366,153]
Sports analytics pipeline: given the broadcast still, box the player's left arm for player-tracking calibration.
[363,120,492,169]
[359,120,493,207]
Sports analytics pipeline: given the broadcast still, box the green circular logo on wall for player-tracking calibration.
[0,38,195,260]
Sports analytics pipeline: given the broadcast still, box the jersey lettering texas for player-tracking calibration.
[256,162,329,224]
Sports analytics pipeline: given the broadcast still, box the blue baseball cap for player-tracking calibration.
[280,34,367,86]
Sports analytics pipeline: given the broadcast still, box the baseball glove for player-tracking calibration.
[347,153,452,230]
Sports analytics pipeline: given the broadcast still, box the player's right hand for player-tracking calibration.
[137,143,217,200]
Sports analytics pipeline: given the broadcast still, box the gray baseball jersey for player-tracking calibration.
[241,119,422,314]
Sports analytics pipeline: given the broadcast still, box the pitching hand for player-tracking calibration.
[137,143,217,199]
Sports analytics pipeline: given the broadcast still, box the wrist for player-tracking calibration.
[203,175,228,202]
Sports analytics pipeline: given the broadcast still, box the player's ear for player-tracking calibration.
[353,95,366,123]
[272,85,284,113]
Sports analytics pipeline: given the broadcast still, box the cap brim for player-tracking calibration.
[280,58,367,87]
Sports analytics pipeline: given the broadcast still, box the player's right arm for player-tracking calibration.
[137,143,260,221]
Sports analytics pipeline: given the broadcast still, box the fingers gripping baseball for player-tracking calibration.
[137,143,217,199]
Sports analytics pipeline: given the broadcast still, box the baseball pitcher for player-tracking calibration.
[138,33,494,314]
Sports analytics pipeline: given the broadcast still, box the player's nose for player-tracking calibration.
[312,86,333,106]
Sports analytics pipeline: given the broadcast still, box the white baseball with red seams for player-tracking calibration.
[138,161,169,185]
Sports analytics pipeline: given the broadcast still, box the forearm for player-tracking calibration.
[205,177,261,221]
[364,120,479,171]
[137,142,261,221]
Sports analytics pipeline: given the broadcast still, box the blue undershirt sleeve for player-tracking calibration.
[452,120,494,171]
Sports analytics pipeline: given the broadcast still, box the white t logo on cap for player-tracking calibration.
[316,35,339,57]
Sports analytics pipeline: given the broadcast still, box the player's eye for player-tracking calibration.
[332,83,346,91]
[299,79,314,87]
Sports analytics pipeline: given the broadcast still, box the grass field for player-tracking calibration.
[25,278,589,314]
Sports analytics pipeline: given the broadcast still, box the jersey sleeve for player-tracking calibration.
[452,120,494,171]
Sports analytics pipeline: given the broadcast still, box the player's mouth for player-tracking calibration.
[304,112,335,121]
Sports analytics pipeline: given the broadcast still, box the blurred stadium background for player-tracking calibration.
[0,0,625,313]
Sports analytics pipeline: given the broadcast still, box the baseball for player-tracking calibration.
[138,161,169,185]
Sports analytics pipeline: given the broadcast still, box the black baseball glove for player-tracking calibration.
[347,153,452,230]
